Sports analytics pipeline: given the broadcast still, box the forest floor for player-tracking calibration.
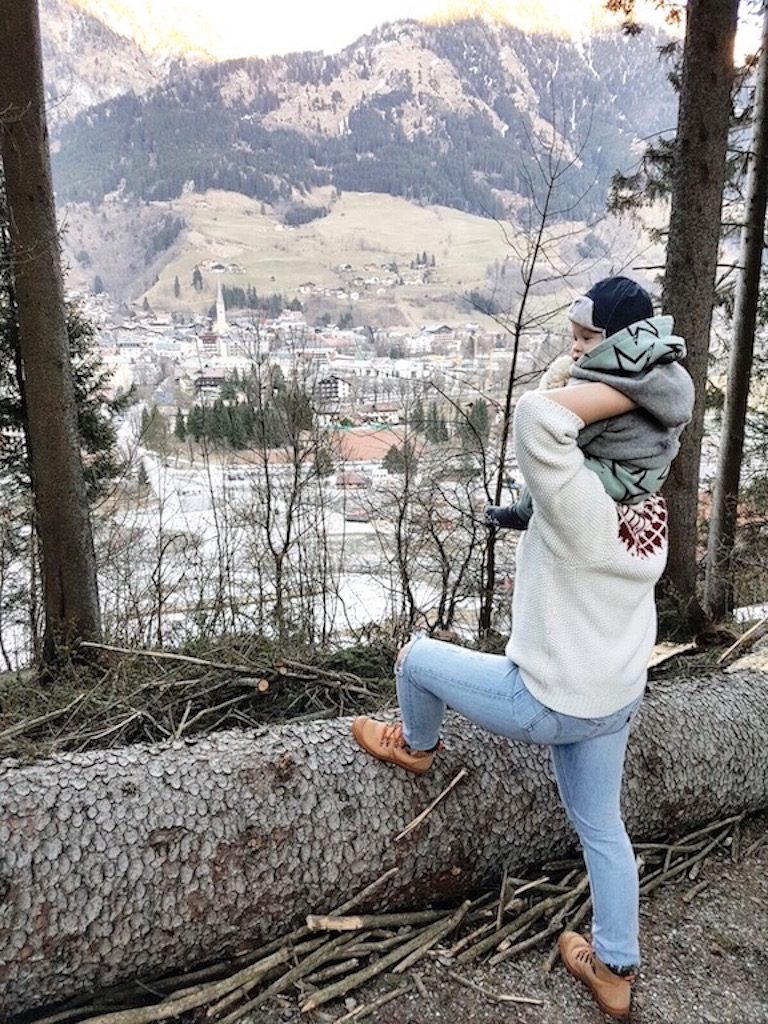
[239,811,768,1024]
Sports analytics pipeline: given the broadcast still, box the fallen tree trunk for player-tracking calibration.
[1,671,767,1017]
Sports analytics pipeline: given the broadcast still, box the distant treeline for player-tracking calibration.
[144,214,185,265]
[208,286,303,317]
[174,367,314,450]
[283,203,329,226]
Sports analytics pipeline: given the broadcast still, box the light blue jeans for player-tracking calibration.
[396,635,643,969]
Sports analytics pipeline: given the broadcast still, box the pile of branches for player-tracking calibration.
[25,813,763,1024]
[0,640,395,761]
[4,627,761,761]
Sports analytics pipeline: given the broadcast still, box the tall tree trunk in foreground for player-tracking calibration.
[0,0,102,659]
[705,7,768,619]
[1,672,767,1017]
[660,0,739,633]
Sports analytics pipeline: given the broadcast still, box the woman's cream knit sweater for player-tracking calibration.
[505,391,668,718]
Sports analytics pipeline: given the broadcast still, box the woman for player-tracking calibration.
[353,380,670,1021]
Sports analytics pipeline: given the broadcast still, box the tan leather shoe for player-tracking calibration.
[351,717,436,774]
[559,931,636,1020]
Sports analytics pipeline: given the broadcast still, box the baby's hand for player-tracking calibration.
[483,501,532,532]
[539,355,574,390]
[485,504,503,529]
[485,504,530,530]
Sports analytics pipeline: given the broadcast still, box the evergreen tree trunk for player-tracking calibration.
[704,8,768,619]
[1,672,767,1016]
[0,0,102,658]
[660,0,739,633]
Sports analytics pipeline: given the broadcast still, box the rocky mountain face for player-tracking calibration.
[40,0,174,129]
[47,16,677,222]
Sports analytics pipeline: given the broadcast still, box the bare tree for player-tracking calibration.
[659,0,739,632]
[705,8,768,618]
[0,0,101,659]
[467,104,615,636]
[233,353,341,644]
[368,412,487,640]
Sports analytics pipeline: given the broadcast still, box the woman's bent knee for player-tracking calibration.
[395,638,416,672]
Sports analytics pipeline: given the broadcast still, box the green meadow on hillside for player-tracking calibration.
[139,189,651,327]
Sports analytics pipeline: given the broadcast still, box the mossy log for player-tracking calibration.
[1,672,768,1017]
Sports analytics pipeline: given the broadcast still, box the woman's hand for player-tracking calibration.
[540,383,636,425]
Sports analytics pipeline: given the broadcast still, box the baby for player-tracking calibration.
[486,276,695,530]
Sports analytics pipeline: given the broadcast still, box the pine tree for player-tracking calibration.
[659,0,739,631]
[425,400,439,442]
[174,408,186,441]
[314,444,334,477]
[220,375,237,402]
[186,404,204,442]
[173,275,181,299]
[0,0,101,658]
[411,396,425,433]
[141,405,167,449]
[228,403,247,449]
[237,402,255,443]
[192,267,203,291]
[470,398,489,441]
[705,6,768,618]
[383,443,407,474]
[210,399,230,441]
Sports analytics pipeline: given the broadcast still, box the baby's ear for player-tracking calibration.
[539,355,574,390]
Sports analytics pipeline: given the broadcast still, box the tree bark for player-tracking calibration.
[1,672,768,1017]
[0,0,102,658]
[660,0,739,633]
[705,8,768,619]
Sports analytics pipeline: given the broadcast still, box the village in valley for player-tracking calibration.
[32,266,555,657]
[90,269,548,511]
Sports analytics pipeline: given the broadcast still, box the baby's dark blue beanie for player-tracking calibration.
[569,276,654,338]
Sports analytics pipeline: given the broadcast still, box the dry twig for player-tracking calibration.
[718,615,768,666]
[446,969,544,1006]
[0,692,86,742]
[307,910,444,932]
[301,902,470,1013]
[78,641,259,674]
[394,768,468,842]
[330,982,411,1023]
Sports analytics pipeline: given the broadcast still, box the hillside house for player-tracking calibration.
[194,368,228,394]
[360,401,400,425]
[335,470,372,489]
[197,330,220,356]
[315,374,352,403]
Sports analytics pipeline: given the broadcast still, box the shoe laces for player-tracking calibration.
[381,722,408,749]
[574,945,597,971]
[574,946,636,985]
[380,722,444,755]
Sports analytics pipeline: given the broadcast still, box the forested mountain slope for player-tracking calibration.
[50,18,677,220]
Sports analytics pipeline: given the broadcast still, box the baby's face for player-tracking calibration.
[569,323,604,360]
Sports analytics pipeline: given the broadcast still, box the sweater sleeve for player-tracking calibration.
[513,391,612,546]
